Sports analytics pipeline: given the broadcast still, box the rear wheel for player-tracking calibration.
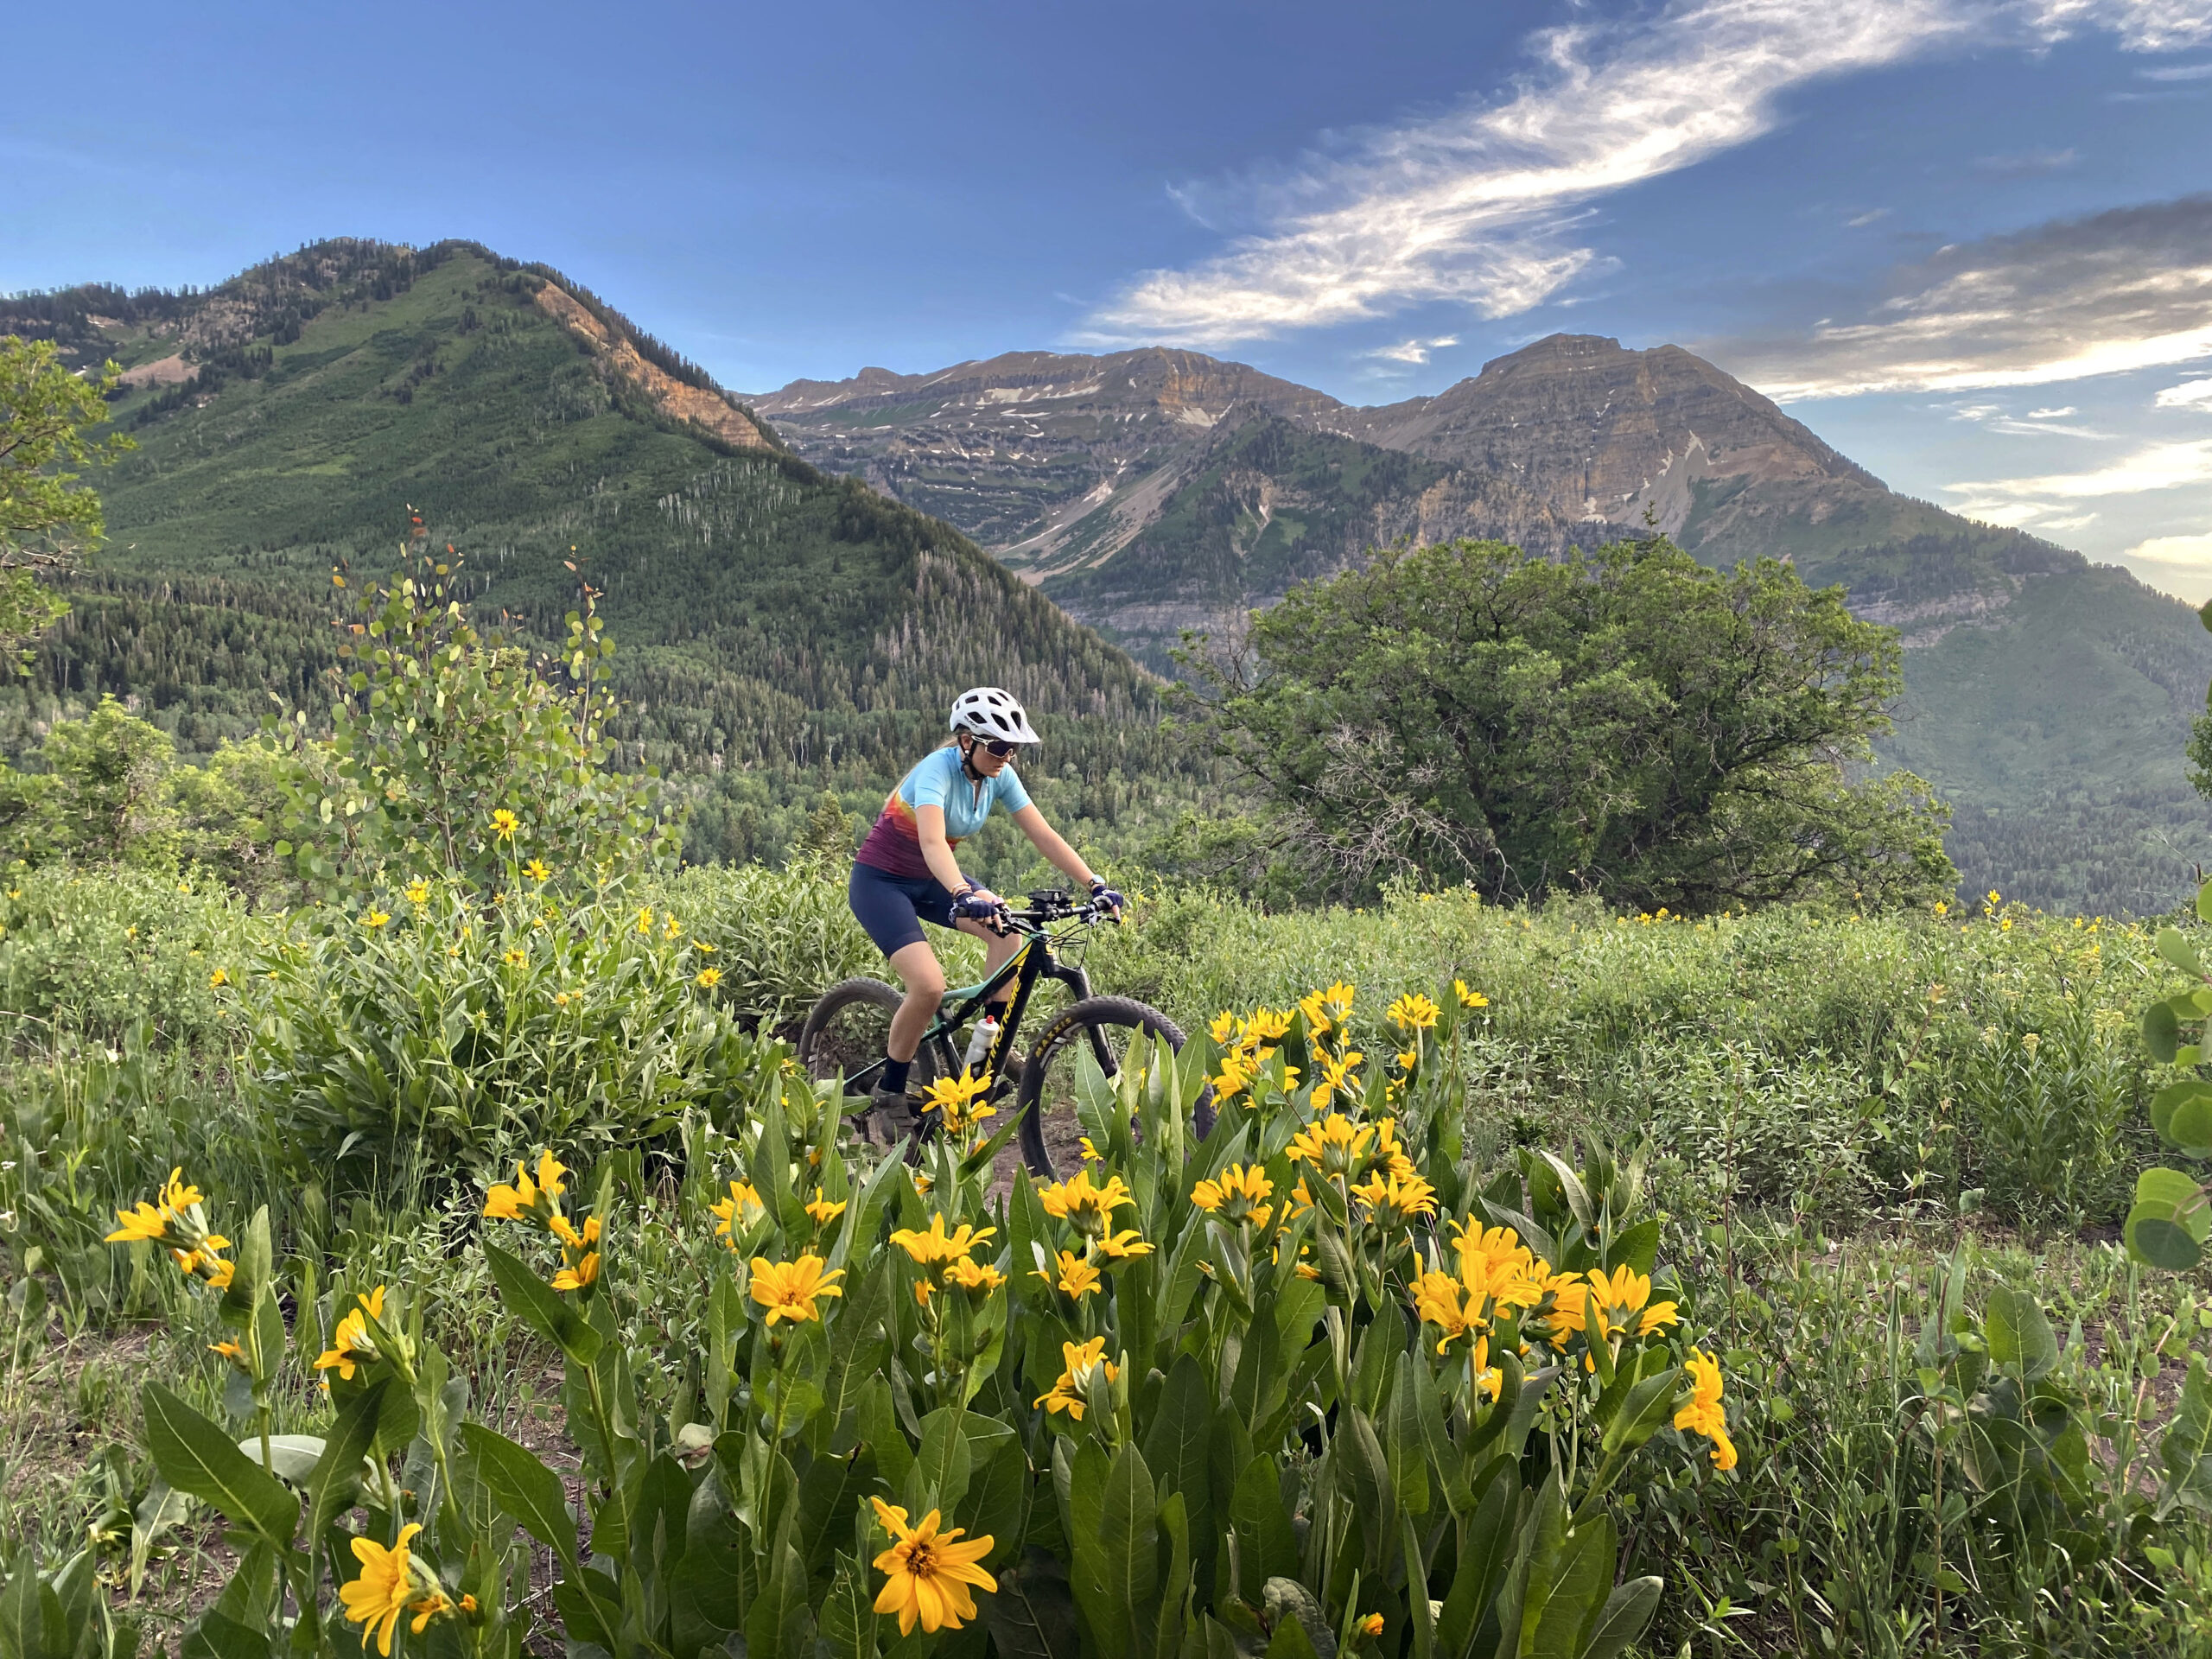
[796,979,944,1115]
[1016,996,1214,1179]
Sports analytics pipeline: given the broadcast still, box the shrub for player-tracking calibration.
[240,873,785,1188]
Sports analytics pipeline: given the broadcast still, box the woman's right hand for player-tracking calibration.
[953,887,1007,924]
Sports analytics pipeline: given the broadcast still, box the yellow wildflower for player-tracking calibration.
[405,878,431,906]
[1285,1113,1374,1179]
[1033,1249,1102,1300]
[315,1287,388,1382]
[1387,992,1440,1032]
[869,1497,997,1634]
[208,968,228,988]
[1351,1169,1437,1224]
[1674,1350,1737,1471]
[490,809,518,841]
[1033,1336,1118,1421]
[1095,1227,1154,1261]
[805,1189,849,1227]
[709,1180,766,1244]
[749,1255,844,1325]
[1453,980,1488,1009]
[1190,1163,1274,1228]
[523,858,550,882]
[922,1069,995,1135]
[1035,1168,1135,1236]
[340,1523,423,1656]
[696,966,722,988]
[361,910,391,930]
[889,1213,997,1274]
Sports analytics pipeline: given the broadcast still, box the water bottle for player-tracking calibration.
[963,1013,1001,1077]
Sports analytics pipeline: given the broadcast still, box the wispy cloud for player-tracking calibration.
[1364,335,1460,365]
[1948,399,2106,435]
[2159,375,2212,405]
[1943,436,2212,524]
[1710,196,2212,399]
[1847,207,1894,227]
[1972,146,2079,175]
[2139,56,2212,72]
[1074,0,2211,349]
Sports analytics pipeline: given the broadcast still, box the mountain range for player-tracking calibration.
[5,237,2207,911]
[0,240,1183,873]
[757,336,2212,914]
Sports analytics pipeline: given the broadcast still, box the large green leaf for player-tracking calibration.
[798,1448,878,1573]
[2145,1000,2184,1065]
[304,1382,386,1571]
[1580,1578,1662,1659]
[1141,1354,1214,1522]
[979,1548,1083,1659]
[1099,1442,1160,1604]
[458,1424,578,1565]
[483,1243,602,1364]
[1985,1288,2060,1380]
[1230,1456,1301,1592]
[140,1385,297,1548]
[1529,1513,1612,1659]
[2159,927,2207,978]
[817,1550,881,1659]
[179,1610,270,1659]
[1385,1353,1432,1518]
[2165,1357,2212,1512]
[1435,1470,1516,1659]
[819,1257,894,1437]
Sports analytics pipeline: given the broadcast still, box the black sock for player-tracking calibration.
[880,1056,911,1095]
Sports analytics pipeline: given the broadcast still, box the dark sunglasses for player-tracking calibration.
[969,737,1020,759]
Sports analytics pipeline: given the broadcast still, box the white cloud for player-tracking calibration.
[2159,376,2212,405]
[2125,531,2212,600]
[1365,335,1460,365]
[1075,0,2212,349]
[1847,207,1894,227]
[1712,197,2212,399]
[2029,404,2077,416]
[1943,436,2212,524]
[2131,530,2212,563]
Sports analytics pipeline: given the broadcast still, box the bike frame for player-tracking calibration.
[840,906,1096,1097]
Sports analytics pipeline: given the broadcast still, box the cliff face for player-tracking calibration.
[1332,333,1880,540]
[1035,410,1576,667]
[753,348,1344,555]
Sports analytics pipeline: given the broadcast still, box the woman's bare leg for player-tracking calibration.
[885,941,945,1064]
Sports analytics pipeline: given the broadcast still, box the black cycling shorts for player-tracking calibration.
[848,861,959,957]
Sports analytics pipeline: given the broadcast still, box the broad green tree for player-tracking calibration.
[1180,536,1956,912]
[0,334,133,663]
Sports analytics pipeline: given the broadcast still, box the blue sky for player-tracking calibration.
[8,0,2212,593]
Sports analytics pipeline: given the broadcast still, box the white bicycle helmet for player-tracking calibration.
[950,687,1041,744]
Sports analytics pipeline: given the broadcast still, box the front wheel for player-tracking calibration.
[1016,995,1214,1179]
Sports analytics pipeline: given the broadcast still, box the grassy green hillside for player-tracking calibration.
[5,241,1196,871]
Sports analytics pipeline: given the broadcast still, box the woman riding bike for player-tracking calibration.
[848,687,1123,1120]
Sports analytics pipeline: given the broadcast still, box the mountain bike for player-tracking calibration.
[796,889,1211,1177]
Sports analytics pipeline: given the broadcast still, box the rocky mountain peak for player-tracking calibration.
[1335,333,1880,536]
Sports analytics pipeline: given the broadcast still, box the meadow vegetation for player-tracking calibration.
[2,853,2210,1657]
